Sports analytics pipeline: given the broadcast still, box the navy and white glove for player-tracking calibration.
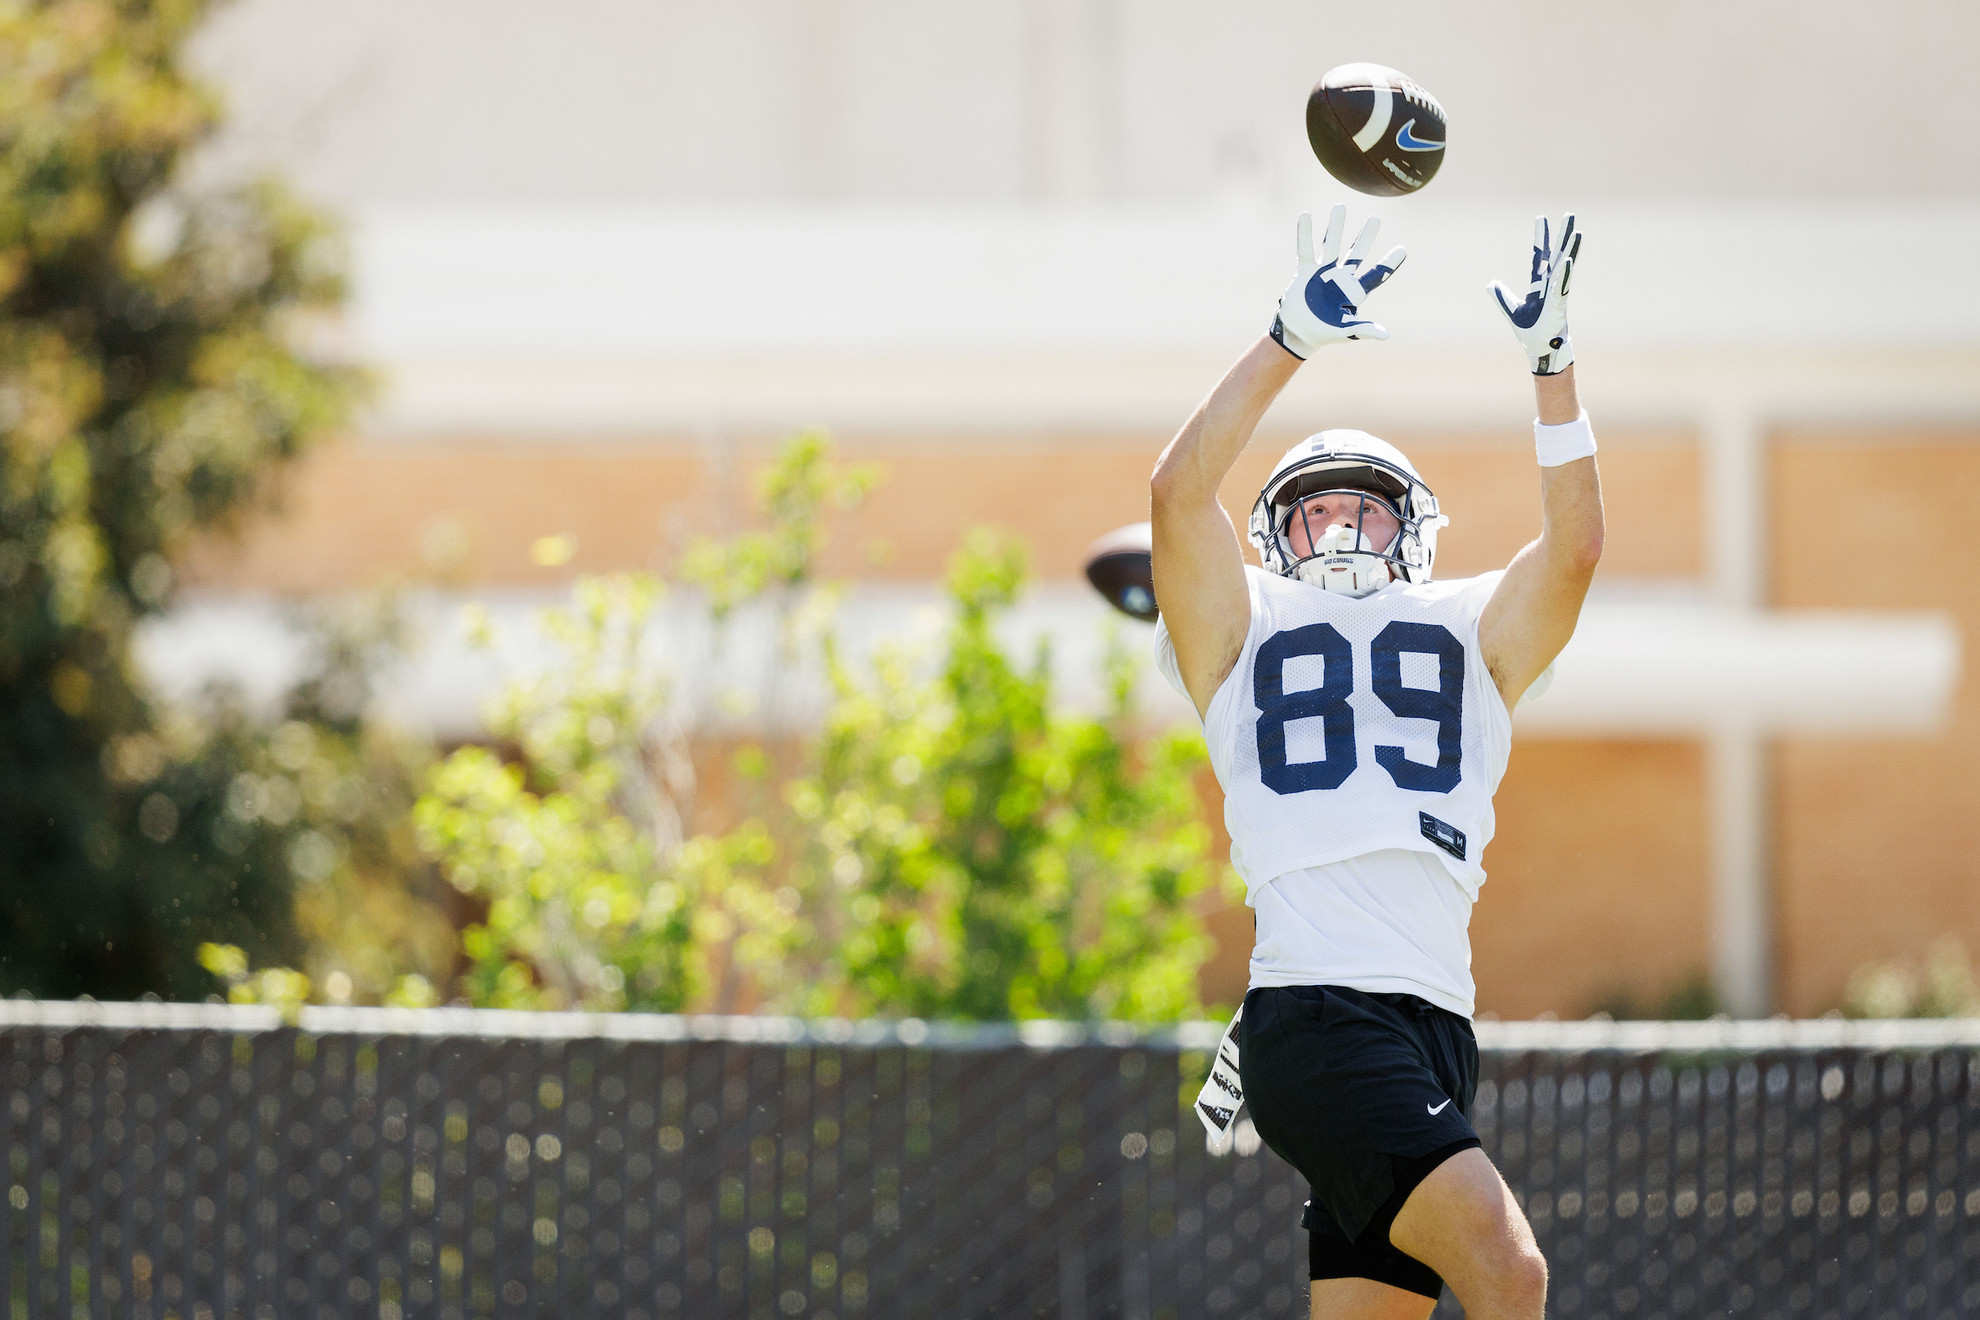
[1269,205,1406,359]
[1489,213,1582,375]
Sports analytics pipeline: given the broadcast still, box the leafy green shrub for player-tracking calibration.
[410,434,874,1013]
[413,575,795,1012]
[410,442,1228,1022]
[786,531,1219,1021]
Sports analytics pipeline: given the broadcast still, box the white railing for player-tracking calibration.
[4,998,1979,1051]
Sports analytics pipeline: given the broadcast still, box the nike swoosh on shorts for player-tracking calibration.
[1428,1098,1451,1115]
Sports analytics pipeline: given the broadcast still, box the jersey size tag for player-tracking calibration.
[1419,811,1467,861]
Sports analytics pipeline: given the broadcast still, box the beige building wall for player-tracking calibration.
[196,0,1979,206]
[192,427,1704,589]
[188,421,1979,1019]
[1771,437,1980,1015]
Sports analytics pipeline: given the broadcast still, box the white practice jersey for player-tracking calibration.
[1157,566,1513,903]
[1250,850,1477,1016]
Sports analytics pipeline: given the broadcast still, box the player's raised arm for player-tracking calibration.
[1151,205,1405,717]
[1478,215,1606,709]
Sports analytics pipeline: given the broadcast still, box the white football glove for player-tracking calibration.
[1269,205,1407,359]
[1489,213,1582,375]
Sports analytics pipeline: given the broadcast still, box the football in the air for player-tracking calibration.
[1083,522,1157,622]
[1306,63,1447,197]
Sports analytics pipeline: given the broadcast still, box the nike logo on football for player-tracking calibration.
[1427,1098,1451,1115]
[1395,119,1444,152]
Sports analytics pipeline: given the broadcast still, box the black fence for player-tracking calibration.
[4,1004,1979,1320]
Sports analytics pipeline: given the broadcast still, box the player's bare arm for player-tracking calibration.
[1151,205,1406,717]
[1477,215,1606,710]
[1150,338,1299,715]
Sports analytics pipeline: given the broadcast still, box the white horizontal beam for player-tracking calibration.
[353,203,1980,358]
[6,995,1980,1042]
[1517,596,1961,735]
[344,204,1980,433]
[366,347,1980,437]
[138,587,1958,741]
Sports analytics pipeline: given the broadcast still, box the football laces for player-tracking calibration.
[1394,77,1442,115]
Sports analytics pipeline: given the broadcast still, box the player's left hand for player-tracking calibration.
[1489,213,1582,375]
[1270,205,1407,359]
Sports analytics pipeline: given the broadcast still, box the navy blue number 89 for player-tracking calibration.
[1253,623,1356,793]
[1253,621,1465,795]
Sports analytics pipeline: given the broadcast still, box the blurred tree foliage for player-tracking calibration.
[786,531,1219,1021]
[1841,938,1979,1019]
[412,575,795,1012]
[225,434,1227,1022]
[0,0,375,996]
[224,435,872,1015]
[405,436,880,1012]
[249,598,455,1005]
[677,428,877,620]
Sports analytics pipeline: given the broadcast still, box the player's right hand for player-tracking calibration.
[1269,205,1406,360]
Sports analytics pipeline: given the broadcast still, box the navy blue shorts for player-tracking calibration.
[1239,984,1481,1299]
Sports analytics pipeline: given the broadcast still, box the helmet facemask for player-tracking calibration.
[1276,488,1410,596]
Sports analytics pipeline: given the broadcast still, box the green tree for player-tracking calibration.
[413,575,794,1012]
[84,589,452,1004]
[0,0,363,996]
[406,434,877,1012]
[787,531,1220,1021]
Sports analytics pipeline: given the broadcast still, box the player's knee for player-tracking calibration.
[1489,1241,1547,1313]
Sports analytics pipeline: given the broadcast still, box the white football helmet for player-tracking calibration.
[1248,430,1448,597]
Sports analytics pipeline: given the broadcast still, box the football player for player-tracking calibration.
[1152,207,1600,1320]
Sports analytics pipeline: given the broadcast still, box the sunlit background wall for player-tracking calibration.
[160,0,1978,1018]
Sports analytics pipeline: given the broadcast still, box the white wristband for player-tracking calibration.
[1534,410,1597,467]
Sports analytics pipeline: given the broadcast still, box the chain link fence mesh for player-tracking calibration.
[3,1005,1978,1320]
